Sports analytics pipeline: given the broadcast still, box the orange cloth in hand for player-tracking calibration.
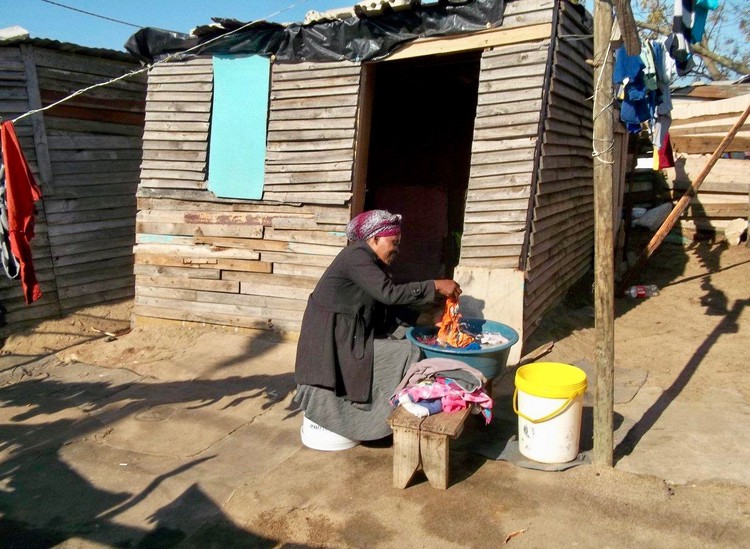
[436,297,474,348]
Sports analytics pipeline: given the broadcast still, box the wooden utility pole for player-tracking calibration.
[592,0,616,467]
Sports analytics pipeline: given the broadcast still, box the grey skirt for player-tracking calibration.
[293,338,421,441]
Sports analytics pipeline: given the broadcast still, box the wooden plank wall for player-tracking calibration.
[661,155,750,233]
[35,47,146,312]
[461,0,555,267]
[524,0,594,335]
[663,94,750,233]
[133,58,356,333]
[265,61,359,205]
[0,45,60,330]
[670,93,750,154]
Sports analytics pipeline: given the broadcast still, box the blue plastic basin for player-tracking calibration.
[406,318,519,380]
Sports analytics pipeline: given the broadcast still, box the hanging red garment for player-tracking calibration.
[658,132,675,169]
[436,296,474,348]
[1,120,43,304]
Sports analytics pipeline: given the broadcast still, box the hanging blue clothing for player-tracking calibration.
[613,45,644,84]
[613,46,655,133]
[692,0,718,43]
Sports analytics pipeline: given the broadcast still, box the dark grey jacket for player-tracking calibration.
[295,240,436,403]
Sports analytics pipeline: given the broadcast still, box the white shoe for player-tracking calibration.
[300,415,359,451]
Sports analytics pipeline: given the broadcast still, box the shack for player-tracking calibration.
[0,28,146,333]
[130,0,594,362]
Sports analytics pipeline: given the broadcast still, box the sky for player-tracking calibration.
[2,0,349,52]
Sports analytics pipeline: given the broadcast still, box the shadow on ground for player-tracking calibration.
[0,330,307,548]
[614,241,749,463]
[522,234,749,463]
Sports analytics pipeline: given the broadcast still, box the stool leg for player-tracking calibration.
[421,432,450,490]
[392,426,421,489]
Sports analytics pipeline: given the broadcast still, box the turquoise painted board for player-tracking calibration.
[138,234,177,244]
[208,55,270,199]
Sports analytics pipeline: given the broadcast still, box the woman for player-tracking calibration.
[294,209,461,444]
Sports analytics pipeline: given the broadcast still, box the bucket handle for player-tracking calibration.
[513,388,578,424]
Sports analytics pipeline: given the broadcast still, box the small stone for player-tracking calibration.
[724,218,748,246]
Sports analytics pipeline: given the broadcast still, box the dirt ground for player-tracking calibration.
[1,236,749,548]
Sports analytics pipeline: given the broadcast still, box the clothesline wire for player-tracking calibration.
[11,0,311,125]
[40,0,145,30]
[590,18,618,165]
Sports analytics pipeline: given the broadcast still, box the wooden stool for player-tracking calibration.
[387,405,472,490]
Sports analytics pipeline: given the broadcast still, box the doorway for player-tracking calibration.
[357,51,481,283]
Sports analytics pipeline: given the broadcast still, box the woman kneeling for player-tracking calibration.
[294,209,460,445]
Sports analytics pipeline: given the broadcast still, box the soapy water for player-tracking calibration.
[415,323,510,350]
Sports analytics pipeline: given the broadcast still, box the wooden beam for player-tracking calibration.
[672,85,750,101]
[592,0,616,468]
[383,23,553,62]
[350,63,373,219]
[671,133,750,154]
[671,93,750,121]
[19,44,53,186]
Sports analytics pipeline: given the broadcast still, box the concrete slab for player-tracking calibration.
[52,427,306,548]
[0,354,303,547]
[0,359,144,461]
[573,358,649,406]
[57,440,233,542]
[616,386,750,485]
[86,358,296,458]
[1,352,749,548]
[221,441,750,548]
[0,353,58,380]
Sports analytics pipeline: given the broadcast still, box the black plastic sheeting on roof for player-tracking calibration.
[125,0,505,64]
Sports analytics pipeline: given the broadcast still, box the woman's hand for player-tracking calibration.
[434,279,461,300]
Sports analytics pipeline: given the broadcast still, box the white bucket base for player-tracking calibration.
[300,415,359,451]
[517,391,583,463]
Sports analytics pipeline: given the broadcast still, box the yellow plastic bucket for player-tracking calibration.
[513,362,587,463]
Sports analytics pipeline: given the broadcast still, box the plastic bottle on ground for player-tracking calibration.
[625,284,659,298]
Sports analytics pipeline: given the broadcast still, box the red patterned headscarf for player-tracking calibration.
[346,210,402,241]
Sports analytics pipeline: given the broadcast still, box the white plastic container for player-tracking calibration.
[513,362,587,463]
[300,415,359,451]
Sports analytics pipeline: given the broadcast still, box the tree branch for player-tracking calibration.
[614,0,641,55]
[636,20,750,76]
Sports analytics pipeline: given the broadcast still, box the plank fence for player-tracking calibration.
[0,38,146,333]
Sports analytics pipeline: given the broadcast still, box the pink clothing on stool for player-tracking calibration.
[394,377,493,424]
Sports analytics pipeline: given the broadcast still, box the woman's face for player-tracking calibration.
[370,235,401,266]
